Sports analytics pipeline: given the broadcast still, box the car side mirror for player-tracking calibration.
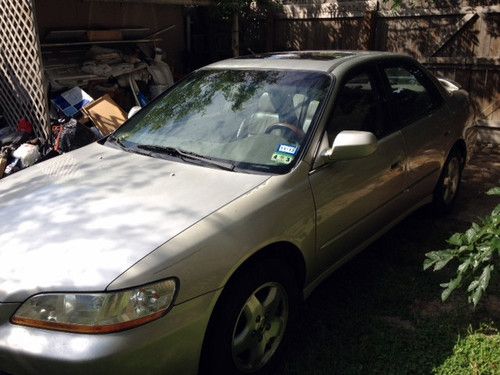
[322,130,378,162]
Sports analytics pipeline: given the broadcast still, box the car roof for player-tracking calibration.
[203,50,411,73]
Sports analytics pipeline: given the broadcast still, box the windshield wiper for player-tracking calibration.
[137,144,235,171]
[106,135,128,150]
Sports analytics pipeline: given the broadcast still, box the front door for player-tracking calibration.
[308,69,409,272]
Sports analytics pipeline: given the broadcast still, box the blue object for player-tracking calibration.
[138,92,149,107]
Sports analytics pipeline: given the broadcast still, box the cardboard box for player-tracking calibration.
[82,94,127,136]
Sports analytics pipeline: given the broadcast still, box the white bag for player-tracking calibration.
[12,143,41,168]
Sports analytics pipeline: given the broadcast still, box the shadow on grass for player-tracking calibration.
[275,145,500,374]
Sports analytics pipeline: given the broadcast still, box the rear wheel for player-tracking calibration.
[433,148,464,213]
[201,260,298,374]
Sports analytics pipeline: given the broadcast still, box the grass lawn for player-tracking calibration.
[274,144,500,374]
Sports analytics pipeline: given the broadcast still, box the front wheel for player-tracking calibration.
[433,148,464,213]
[201,260,298,374]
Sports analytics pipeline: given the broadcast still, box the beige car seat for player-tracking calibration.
[237,93,279,138]
[303,100,319,133]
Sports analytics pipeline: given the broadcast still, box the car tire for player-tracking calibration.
[433,147,464,214]
[200,259,298,375]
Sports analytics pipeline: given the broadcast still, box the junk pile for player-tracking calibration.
[0,27,176,180]
[0,118,43,179]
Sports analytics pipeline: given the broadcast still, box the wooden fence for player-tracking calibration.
[260,1,500,127]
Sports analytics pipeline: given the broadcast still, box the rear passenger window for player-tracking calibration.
[327,72,388,143]
[384,66,441,126]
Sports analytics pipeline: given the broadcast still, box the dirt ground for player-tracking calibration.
[456,143,500,221]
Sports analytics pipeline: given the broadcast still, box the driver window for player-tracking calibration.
[326,72,386,145]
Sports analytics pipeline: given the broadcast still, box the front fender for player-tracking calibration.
[107,162,317,305]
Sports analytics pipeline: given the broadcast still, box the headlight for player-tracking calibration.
[11,279,177,333]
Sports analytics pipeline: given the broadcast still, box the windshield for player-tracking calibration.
[109,69,331,173]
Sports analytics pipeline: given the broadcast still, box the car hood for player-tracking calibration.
[0,143,270,302]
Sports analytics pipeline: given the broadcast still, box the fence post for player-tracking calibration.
[266,12,274,52]
[367,2,379,50]
[232,12,239,57]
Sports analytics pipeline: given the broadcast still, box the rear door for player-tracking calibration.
[378,62,452,204]
[308,67,410,271]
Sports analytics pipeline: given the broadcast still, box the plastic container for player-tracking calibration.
[148,48,174,89]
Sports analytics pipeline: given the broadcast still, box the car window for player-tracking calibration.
[326,72,388,144]
[383,66,441,126]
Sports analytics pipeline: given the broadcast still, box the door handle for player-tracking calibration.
[390,160,403,171]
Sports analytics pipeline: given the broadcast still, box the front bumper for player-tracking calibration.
[0,291,217,375]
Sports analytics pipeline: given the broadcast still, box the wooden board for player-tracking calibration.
[86,30,123,42]
[0,154,8,178]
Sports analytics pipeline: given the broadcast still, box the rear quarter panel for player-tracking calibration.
[446,89,477,161]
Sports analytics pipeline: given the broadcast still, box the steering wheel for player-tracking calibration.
[265,122,305,143]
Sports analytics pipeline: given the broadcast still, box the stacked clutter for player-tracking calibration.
[0,113,105,180]
[44,44,175,156]
[0,28,177,180]
[45,43,175,112]
[46,44,175,128]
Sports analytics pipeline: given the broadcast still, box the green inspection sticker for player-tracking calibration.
[271,152,294,165]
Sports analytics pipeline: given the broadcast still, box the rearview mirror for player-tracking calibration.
[323,130,377,161]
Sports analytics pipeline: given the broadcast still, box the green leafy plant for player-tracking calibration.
[212,0,283,56]
[424,187,500,307]
[214,0,280,19]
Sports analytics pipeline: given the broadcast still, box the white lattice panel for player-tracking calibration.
[0,0,48,139]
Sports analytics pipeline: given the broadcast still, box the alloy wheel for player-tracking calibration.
[231,282,289,373]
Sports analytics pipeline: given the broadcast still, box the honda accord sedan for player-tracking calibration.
[0,51,473,374]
